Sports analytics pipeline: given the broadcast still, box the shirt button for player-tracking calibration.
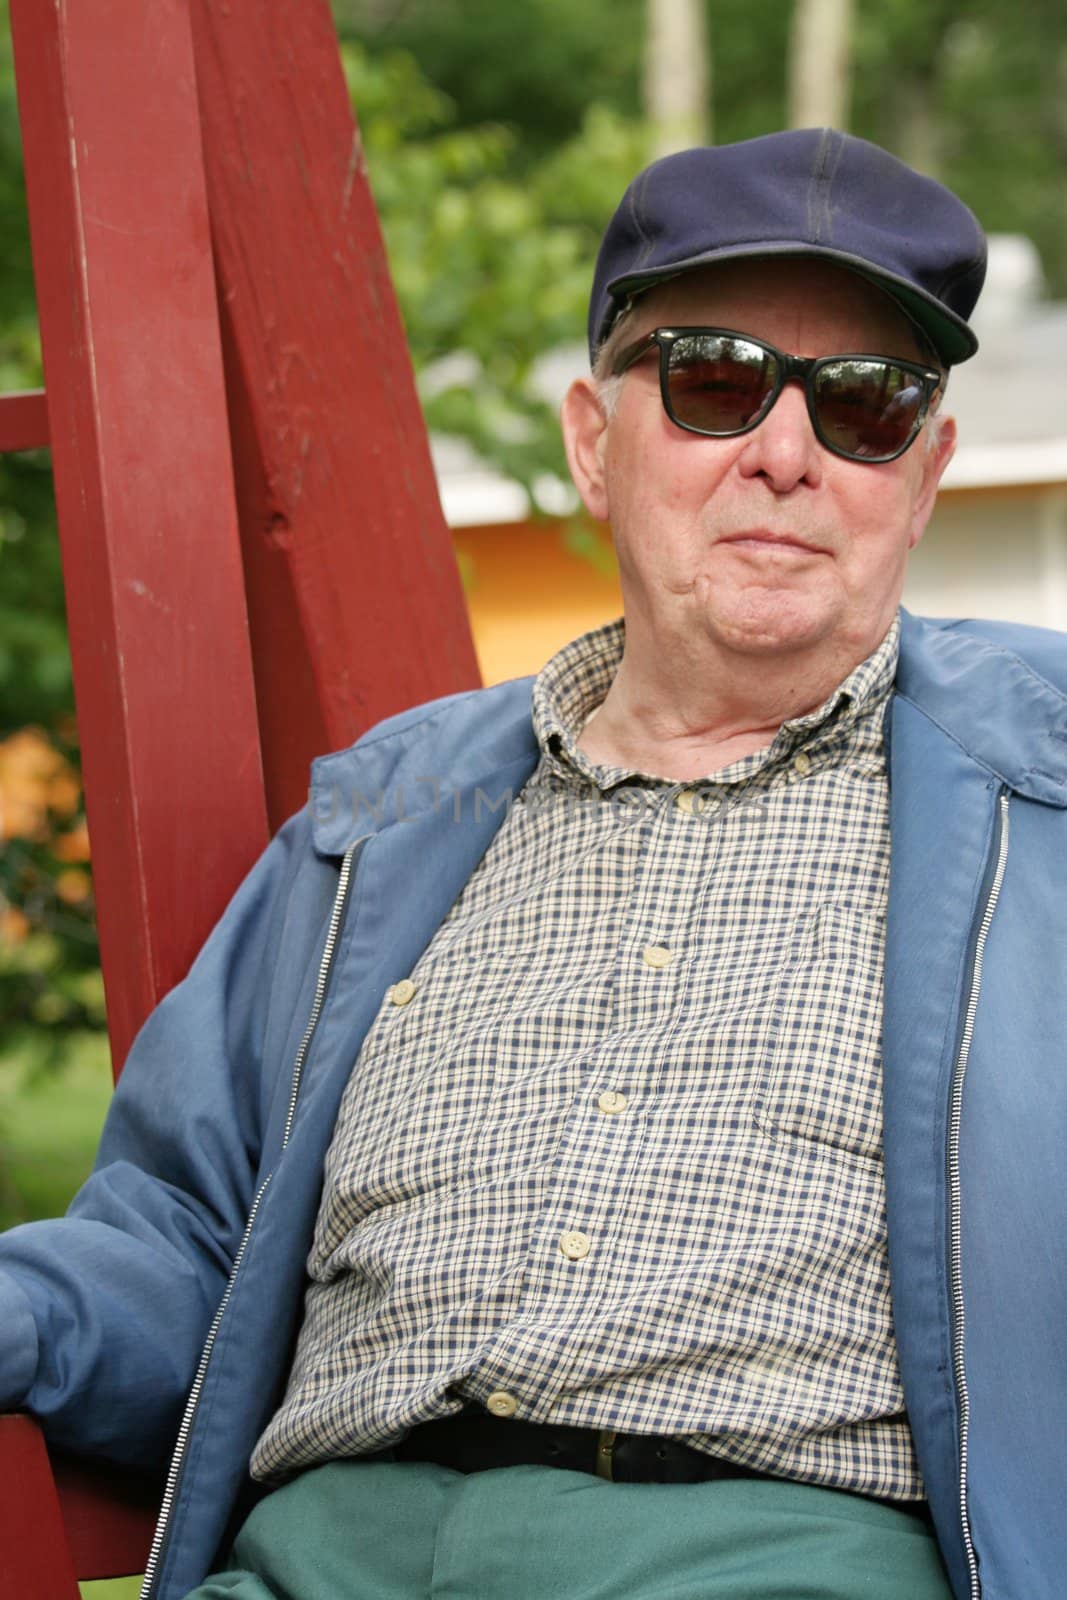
[792,751,813,777]
[486,1390,518,1417]
[598,1090,628,1115]
[674,788,701,815]
[641,944,673,968]
[389,978,417,1006]
[559,1230,591,1261]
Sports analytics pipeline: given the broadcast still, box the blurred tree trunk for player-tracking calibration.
[644,0,710,157]
[788,0,852,130]
[896,77,944,178]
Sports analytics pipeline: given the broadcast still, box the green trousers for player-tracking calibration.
[185,1459,953,1600]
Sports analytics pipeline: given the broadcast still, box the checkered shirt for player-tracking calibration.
[252,614,923,1502]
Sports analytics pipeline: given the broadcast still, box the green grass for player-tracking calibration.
[0,1029,114,1227]
[1,1034,145,1597]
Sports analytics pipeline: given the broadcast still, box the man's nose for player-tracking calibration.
[735,378,823,492]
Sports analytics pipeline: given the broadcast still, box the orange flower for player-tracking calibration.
[53,820,92,863]
[0,728,82,842]
[54,868,92,906]
[0,904,31,945]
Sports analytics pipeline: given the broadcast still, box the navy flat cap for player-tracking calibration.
[588,128,987,367]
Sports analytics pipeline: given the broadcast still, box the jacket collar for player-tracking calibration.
[308,611,1067,854]
[309,678,539,855]
[896,610,1067,807]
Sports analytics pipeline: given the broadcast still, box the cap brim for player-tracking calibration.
[605,241,978,366]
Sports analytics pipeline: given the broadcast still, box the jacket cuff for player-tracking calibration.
[0,1270,38,1410]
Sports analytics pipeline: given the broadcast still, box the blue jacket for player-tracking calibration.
[1,611,1065,1600]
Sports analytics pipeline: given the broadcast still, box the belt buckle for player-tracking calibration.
[595,1428,617,1481]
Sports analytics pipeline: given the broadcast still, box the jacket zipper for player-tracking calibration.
[947,789,1009,1600]
[139,837,365,1600]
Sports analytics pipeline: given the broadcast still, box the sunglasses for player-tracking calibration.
[610,327,944,464]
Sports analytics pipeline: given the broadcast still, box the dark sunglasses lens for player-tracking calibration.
[665,335,778,434]
[813,359,924,460]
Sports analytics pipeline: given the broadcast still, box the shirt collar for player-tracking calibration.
[531,614,900,789]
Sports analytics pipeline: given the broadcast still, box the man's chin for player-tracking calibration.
[697,593,839,657]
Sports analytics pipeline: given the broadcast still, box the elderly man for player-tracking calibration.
[1,130,1064,1600]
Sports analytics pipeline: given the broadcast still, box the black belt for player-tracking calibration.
[394,1415,928,1519]
[395,1414,750,1483]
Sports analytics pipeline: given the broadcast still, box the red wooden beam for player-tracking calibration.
[50,1445,159,1579]
[0,1417,157,1587]
[0,389,49,452]
[9,0,269,1073]
[0,1416,80,1599]
[189,0,481,827]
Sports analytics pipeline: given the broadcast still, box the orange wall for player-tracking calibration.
[453,519,622,687]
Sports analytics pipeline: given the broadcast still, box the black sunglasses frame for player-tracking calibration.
[610,327,944,465]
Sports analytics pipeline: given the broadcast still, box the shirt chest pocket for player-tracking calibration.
[754,901,886,1164]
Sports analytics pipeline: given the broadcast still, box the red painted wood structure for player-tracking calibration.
[0,0,480,1591]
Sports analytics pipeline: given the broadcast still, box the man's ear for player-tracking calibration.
[561,377,611,523]
[908,413,957,550]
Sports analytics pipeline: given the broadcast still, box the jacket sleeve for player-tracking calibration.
[0,807,318,1469]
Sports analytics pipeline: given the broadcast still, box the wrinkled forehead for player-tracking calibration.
[621,257,932,364]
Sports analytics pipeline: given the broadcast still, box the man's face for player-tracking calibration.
[562,258,957,667]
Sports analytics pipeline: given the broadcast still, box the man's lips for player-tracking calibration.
[717,529,829,556]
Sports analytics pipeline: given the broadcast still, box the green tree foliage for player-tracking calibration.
[853,0,1067,294]
[341,42,650,497]
[338,0,1067,296]
[332,0,646,159]
[0,9,65,734]
[844,0,1066,270]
